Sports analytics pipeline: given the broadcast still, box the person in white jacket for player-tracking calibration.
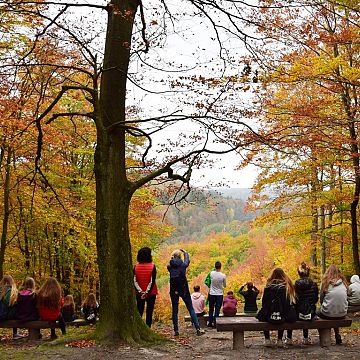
[348,275,360,306]
[191,285,206,317]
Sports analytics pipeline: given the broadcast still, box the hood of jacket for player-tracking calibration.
[226,294,236,300]
[296,277,314,290]
[169,258,183,268]
[332,279,344,287]
[191,292,203,300]
[350,275,360,284]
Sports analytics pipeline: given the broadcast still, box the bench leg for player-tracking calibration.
[28,328,41,340]
[233,330,244,350]
[319,328,331,347]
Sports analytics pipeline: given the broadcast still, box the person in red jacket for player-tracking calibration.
[37,277,66,339]
[134,247,158,328]
[222,291,238,316]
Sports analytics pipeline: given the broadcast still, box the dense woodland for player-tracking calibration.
[1,0,360,342]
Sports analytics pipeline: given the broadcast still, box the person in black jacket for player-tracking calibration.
[256,268,296,347]
[286,262,319,345]
[239,282,259,313]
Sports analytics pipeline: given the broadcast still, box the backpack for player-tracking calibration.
[170,271,187,294]
[297,300,312,321]
[268,296,285,323]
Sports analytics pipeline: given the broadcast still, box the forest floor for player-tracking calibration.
[1,318,360,360]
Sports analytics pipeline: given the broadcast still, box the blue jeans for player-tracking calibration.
[170,291,200,332]
[208,294,223,326]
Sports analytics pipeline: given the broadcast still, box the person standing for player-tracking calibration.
[207,261,226,328]
[133,247,158,328]
[168,249,204,336]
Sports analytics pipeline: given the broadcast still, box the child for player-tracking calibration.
[17,277,39,322]
[256,268,296,347]
[37,277,66,339]
[222,291,237,316]
[347,274,360,306]
[191,285,206,317]
[286,262,318,345]
[318,264,348,345]
[61,295,77,322]
[0,275,22,339]
[239,282,259,313]
[81,293,99,323]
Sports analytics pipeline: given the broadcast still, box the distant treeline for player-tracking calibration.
[159,188,255,243]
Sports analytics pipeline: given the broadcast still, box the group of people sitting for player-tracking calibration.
[0,275,99,339]
[134,246,360,346]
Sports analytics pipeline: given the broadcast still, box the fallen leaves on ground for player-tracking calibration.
[66,339,96,348]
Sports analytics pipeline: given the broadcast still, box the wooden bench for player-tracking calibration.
[216,316,352,350]
[0,319,91,340]
[347,304,360,316]
[185,312,257,327]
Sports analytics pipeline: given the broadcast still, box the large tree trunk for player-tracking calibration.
[94,0,154,341]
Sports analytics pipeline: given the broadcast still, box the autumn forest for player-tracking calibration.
[1,0,360,342]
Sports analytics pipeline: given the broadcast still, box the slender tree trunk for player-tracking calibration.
[94,0,154,341]
[0,147,12,278]
[310,165,319,266]
[319,205,326,275]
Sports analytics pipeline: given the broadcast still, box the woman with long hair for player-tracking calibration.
[256,268,296,347]
[0,275,22,339]
[37,277,66,339]
[318,264,348,345]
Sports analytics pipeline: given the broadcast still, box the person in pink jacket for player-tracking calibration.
[191,285,206,317]
[222,291,238,316]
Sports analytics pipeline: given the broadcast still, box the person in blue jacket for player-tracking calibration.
[167,249,204,336]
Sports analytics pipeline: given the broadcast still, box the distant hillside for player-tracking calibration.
[211,188,252,201]
[159,187,255,243]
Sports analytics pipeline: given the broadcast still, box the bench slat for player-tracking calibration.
[0,319,90,329]
[216,316,352,332]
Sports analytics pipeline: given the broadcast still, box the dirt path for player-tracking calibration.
[1,322,360,360]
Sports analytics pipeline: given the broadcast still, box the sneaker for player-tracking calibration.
[335,334,342,345]
[196,329,205,336]
[284,337,293,345]
[13,334,24,340]
[207,323,213,328]
[302,337,311,345]
[276,339,285,348]
[174,331,179,336]
[264,338,272,347]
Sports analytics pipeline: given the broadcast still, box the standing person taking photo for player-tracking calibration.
[168,249,205,336]
[207,261,226,328]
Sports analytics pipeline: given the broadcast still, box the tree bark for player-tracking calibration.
[0,147,12,278]
[94,0,154,341]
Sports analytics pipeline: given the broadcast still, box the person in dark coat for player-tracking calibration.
[239,282,259,313]
[285,262,318,345]
[17,277,39,322]
[256,268,296,347]
[168,249,204,336]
